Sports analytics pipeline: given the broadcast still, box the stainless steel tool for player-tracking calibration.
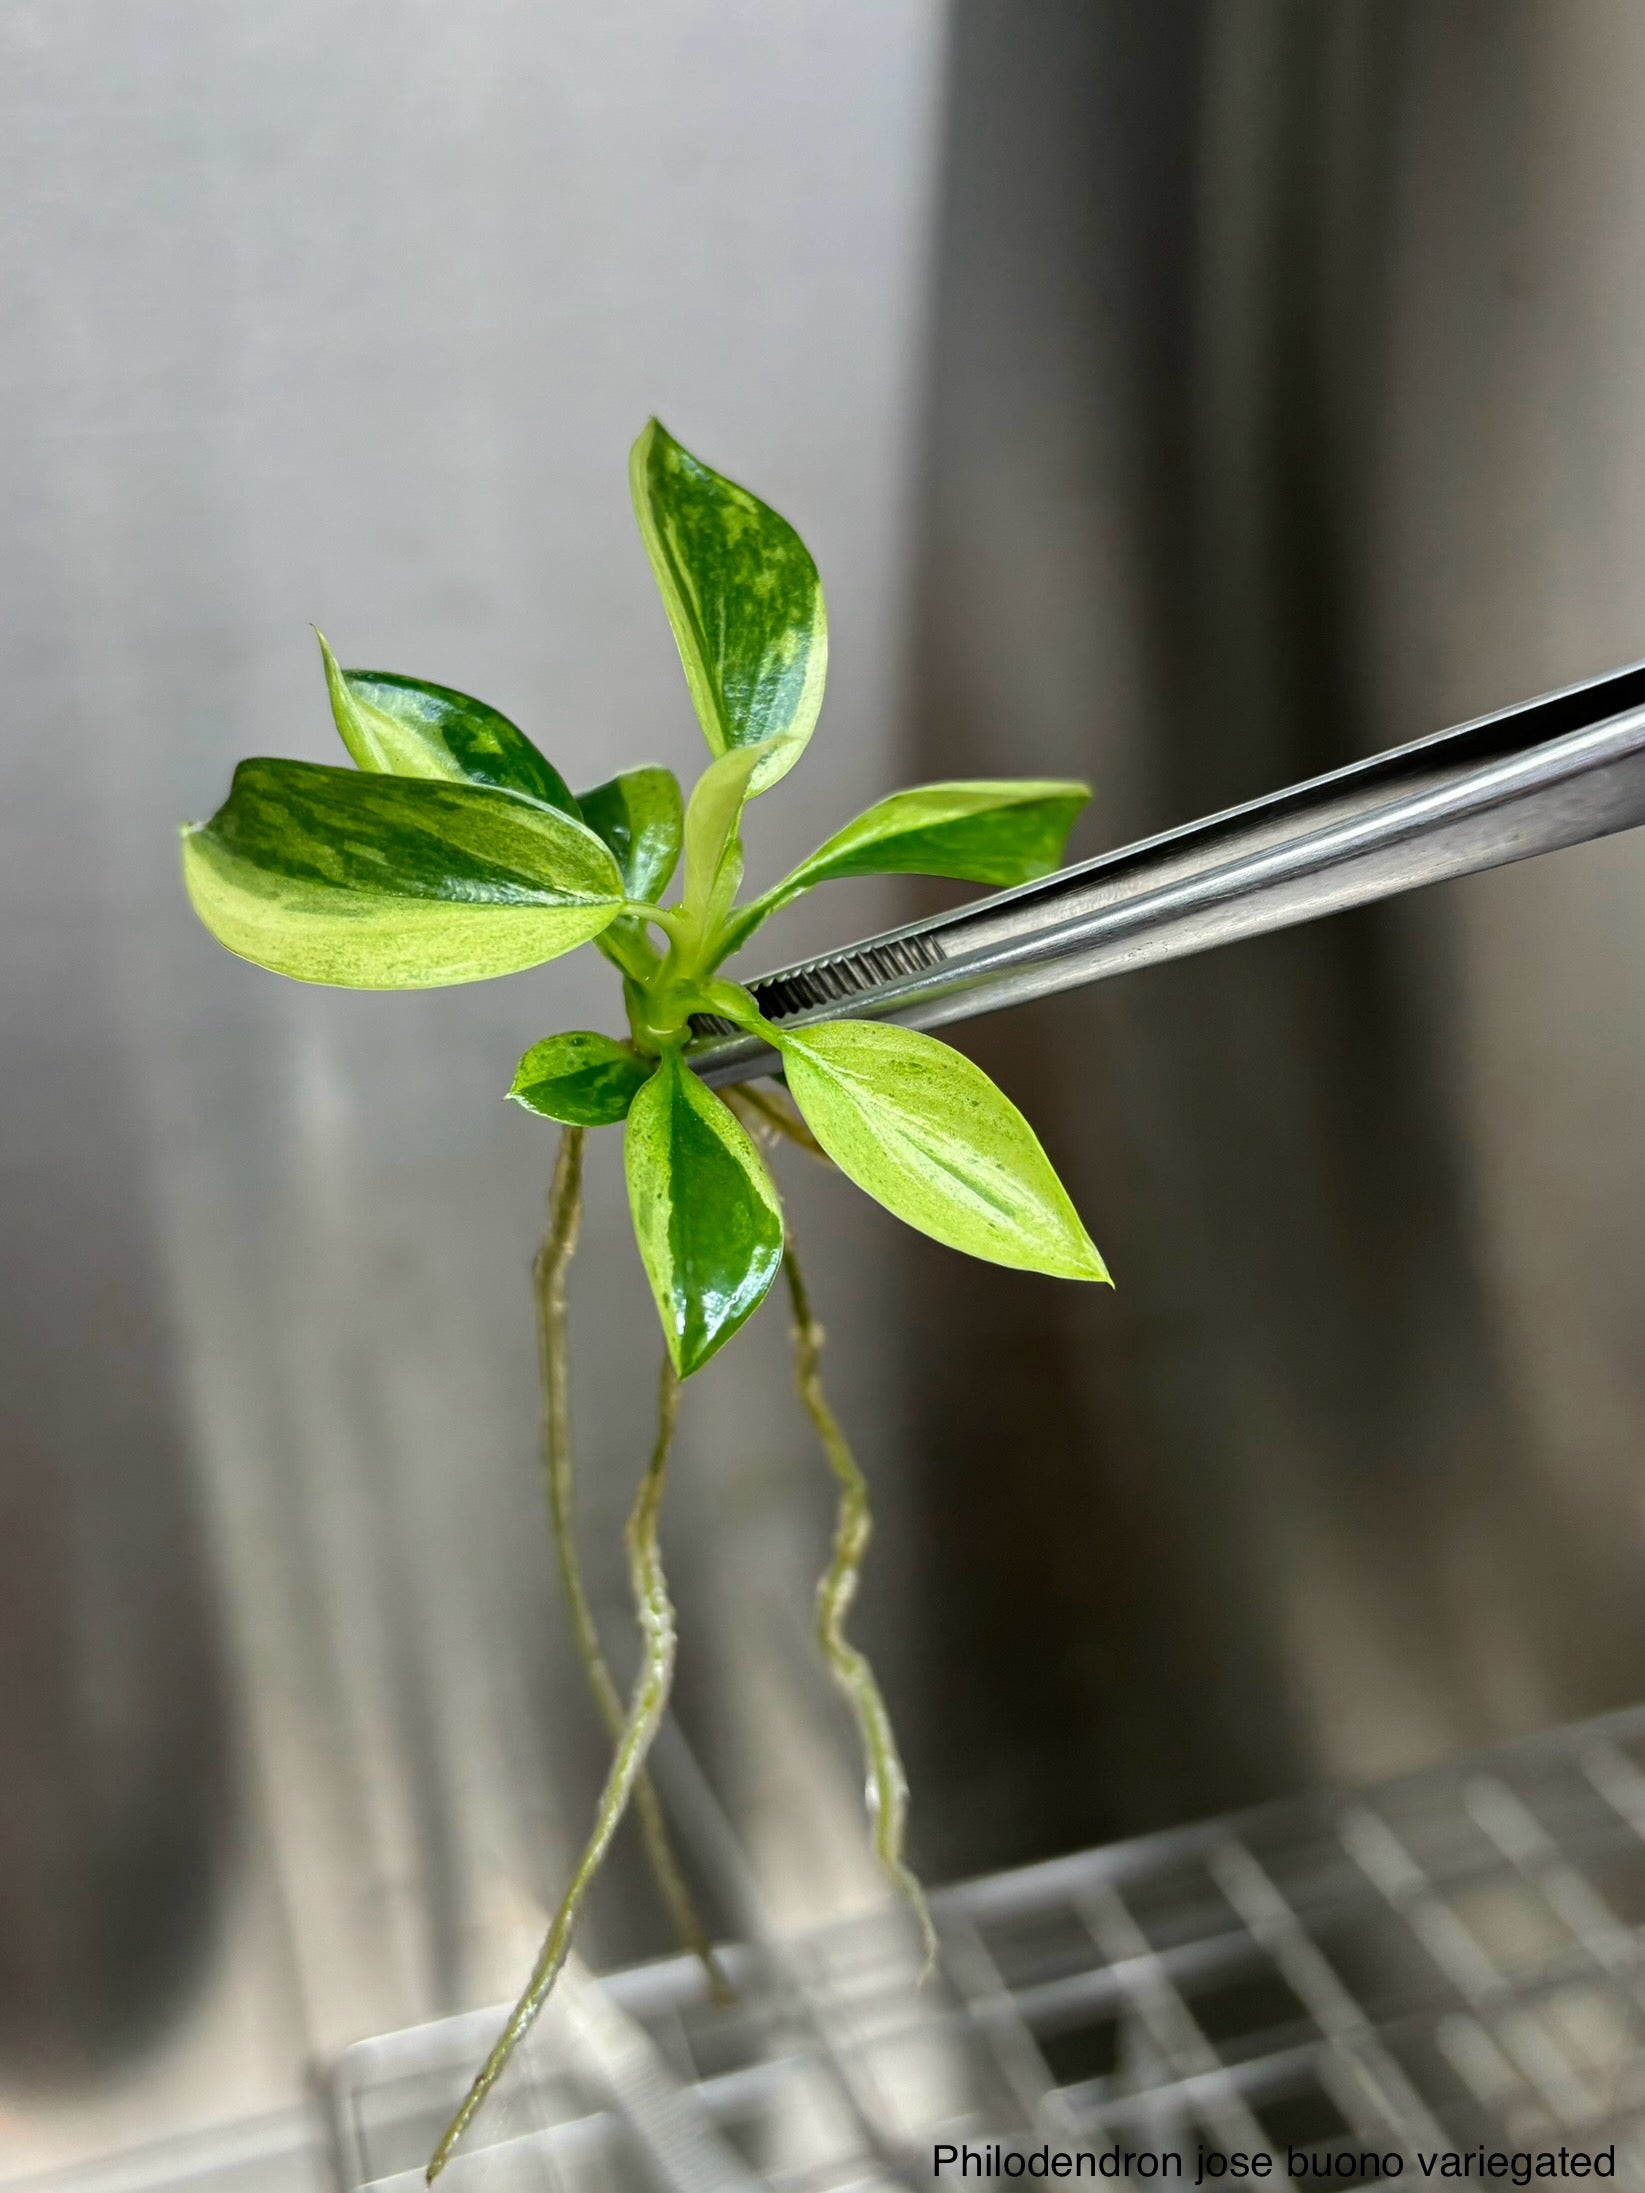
[688,654,1645,1088]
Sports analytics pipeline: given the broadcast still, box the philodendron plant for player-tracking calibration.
[182,420,1109,2179]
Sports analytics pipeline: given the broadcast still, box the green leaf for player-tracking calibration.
[629,419,826,794]
[680,738,800,930]
[681,744,760,920]
[773,780,1090,901]
[777,1021,1108,1282]
[577,766,683,901]
[182,758,624,988]
[510,1032,656,1126]
[623,1051,784,1376]
[318,634,579,814]
[717,778,1092,960]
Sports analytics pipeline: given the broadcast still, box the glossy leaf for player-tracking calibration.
[629,419,825,793]
[772,780,1090,901]
[778,1020,1108,1282]
[510,1032,656,1126]
[182,758,624,988]
[578,766,684,902]
[319,634,579,814]
[623,1051,784,1376]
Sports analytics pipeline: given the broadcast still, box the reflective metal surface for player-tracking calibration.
[10,2,1645,2187]
[893,0,1645,1887]
[693,657,1645,1084]
[0,1,942,2178]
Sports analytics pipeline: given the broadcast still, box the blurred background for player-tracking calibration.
[6,0,1645,2180]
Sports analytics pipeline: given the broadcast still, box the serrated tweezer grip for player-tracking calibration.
[688,655,1645,1088]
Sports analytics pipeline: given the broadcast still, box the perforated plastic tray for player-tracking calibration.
[322,1706,1645,2190]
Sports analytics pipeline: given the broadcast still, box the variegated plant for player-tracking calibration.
[182,421,1109,2180]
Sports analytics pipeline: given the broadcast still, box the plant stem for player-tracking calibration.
[534,1129,725,1995]
[723,1080,829,1161]
[426,1352,684,2183]
[781,1242,937,1971]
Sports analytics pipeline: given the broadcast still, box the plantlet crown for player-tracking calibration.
[182,418,1106,1368]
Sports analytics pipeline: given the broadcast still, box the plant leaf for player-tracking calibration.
[680,739,798,924]
[629,419,825,794]
[577,766,684,901]
[182,758,624,988]
[319,634,579,814]
[773,780,1090,901]
[510,1032,656,1126]
[623,1051,784,1376]
[778,1020,1108,1282]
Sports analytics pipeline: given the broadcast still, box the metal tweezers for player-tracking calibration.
[689,654,1645,1088]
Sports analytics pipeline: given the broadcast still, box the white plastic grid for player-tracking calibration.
[321,1705,1645,2190]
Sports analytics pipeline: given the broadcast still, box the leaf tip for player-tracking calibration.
[503,1066,546,1113]
[315,627,372,769]
[630,415,666,481]
[1059,1225,1111,1287]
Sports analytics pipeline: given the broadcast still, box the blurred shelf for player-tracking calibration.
[1,2110,320,2193]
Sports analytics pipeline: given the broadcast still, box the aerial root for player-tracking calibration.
[427,1352,683,2181]
[782,1241,937,1974]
